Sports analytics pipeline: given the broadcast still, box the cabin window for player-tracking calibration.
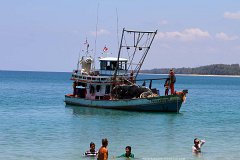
[111,62,117,70]
[100,61,107,70]
[118,61,122,70]
[95,96,104,100]
[77,82,86,87]
[96,85,101,92]
[105,85,111,94]
[118,61,127,70]
[106,61,111,70]
[90,85,95,94]
[101,60,127,70]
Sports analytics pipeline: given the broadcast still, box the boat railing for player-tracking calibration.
[100,69,127,76]
[71,74,112,83]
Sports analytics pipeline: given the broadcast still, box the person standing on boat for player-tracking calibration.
[192,138,206,153]
[98,138,108,160]
[129,70,135,83]
[169,69,176,95]
[164,78,170,96]
[73,81,77,96]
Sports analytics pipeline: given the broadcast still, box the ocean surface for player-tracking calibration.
[0,71,240,160]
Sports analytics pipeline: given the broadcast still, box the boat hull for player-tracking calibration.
[65,94,184,112]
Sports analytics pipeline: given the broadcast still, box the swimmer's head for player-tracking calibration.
[102,138,108,147]
[194,138,200,144]
[90,142,95,149]
[126,146,131,152]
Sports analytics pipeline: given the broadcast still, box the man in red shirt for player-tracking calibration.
[169,69,176,95]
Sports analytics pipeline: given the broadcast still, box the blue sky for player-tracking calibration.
[1,0,240,71]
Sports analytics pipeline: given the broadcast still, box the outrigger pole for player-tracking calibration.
[134,30,157,79]
[113,28,157,81]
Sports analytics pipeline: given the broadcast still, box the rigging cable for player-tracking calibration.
[123,34,133,71]
[93,3,100,71]
[128,32,145,72]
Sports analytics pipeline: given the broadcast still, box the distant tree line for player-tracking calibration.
[140,64,240,75]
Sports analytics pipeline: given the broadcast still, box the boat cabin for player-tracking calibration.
[71,56,128,100]
[99,57,128,76]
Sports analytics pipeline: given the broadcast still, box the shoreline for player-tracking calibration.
[1,70,240,78]
[140,73,240,78]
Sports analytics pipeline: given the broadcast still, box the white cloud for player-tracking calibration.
[215,32,238,41]
[90,29,110,36]
[224,11,240,20]
[157,28,210,41]
[159,20,168,25]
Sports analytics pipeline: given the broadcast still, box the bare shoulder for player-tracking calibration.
[102,147,108,153]
[99,147,108,153]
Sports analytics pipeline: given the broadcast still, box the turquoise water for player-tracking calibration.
[0,71,240,160]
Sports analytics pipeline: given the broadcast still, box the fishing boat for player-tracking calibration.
[65,28,188,112]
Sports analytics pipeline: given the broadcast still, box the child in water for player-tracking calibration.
[85,142,98,157]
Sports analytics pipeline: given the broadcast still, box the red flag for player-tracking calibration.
[103,46,108,52]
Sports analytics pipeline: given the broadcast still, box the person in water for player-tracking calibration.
[85,142,98,156]
[97,138,108,160]
[192,138,206,153]
[117,146,134,158]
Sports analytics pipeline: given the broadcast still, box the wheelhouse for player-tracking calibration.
[99,57,128,76]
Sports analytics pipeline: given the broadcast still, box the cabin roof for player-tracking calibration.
[99,57,128,62]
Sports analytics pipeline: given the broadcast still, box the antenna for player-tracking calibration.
[116,8,120,48]
[93,3,100,70]
[83,38,90,56]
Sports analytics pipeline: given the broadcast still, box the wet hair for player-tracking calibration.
[102,138,108,147]
[126,146,131,152]
[194,138,199,144]
[90,142,95,147]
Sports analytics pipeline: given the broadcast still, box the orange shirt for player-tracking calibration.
[98,147,108,160]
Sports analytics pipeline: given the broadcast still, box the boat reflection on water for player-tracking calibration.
[65,104,183,118]
[65,105,139,117]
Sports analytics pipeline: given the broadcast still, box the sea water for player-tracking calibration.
[0,71,240,160]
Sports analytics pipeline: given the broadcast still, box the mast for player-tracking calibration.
[113,28,125,79]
